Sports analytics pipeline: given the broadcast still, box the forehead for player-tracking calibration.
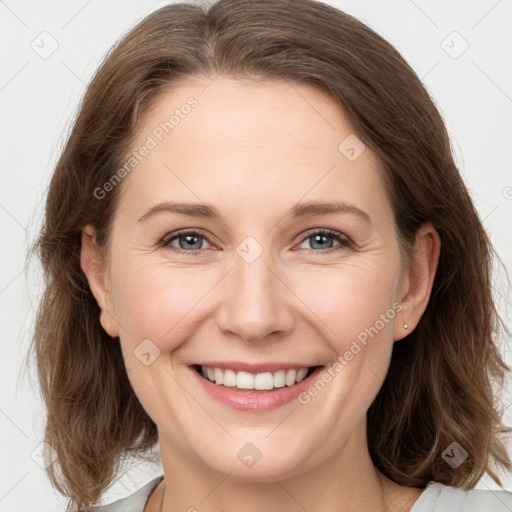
[136,76,357,155]
[120,76,390,224]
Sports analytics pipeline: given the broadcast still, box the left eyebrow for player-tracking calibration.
[288,200,372,225]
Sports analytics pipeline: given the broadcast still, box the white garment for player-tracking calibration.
[85,475,512,511]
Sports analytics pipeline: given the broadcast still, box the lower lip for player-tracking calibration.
[190,365,324,412]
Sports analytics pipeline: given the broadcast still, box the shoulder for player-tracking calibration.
[80,475,164,512]
[412,481,512,511]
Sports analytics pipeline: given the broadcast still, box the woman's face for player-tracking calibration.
[89,76,415,480]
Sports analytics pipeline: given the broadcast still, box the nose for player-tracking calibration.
[215,246,295,344]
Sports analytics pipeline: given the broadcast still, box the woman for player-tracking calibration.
[30,0,512,510]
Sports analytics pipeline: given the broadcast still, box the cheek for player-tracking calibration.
[292,259,400,349]
[111,259,224,355]
[111,242,401,365]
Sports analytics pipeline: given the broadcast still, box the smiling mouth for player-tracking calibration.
[192,364,322,392]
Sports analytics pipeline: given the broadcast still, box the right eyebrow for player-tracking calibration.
[138,202,221,223]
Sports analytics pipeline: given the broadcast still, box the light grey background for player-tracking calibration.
[1,0,511,509]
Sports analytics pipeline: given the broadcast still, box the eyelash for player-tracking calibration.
[158,228,353,255]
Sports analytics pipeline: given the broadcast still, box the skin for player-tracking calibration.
[81,76,441,512]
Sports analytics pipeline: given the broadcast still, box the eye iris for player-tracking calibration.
[180,233,202,250]
[310,233,334,250]
[169,231,343,252]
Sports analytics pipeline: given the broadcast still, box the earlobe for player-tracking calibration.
[394,222,441,341]
[80,225,119,338]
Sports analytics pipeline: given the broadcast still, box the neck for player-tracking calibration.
[152,418,416,512]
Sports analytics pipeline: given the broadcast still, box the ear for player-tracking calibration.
[394,222,441,341]
[80,225,119,338]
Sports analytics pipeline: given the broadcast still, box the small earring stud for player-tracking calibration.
[400,304,408,329]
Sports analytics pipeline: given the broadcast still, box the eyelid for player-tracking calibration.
[159,227,354,256]
[159,228,215,250]
[295,228,353,251]
[297,227,349,242]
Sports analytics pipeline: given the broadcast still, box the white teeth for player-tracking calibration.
[273,370,286,388]
[214,367,224,385]
[254,372,274,390]
[223,369,237,387]
[236,371,254,389]
[199,365,313,390]
[285,369,296,386]
[296,368,308,382]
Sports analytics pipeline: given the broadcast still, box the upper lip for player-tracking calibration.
[192,361,321,373]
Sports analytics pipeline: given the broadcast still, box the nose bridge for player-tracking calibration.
[216,237,293,342]
[235,242,277,300]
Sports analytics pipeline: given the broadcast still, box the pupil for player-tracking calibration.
[312,234,332,250]
[181,234,201,250]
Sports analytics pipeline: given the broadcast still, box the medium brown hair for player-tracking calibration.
[29,0,512,509]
